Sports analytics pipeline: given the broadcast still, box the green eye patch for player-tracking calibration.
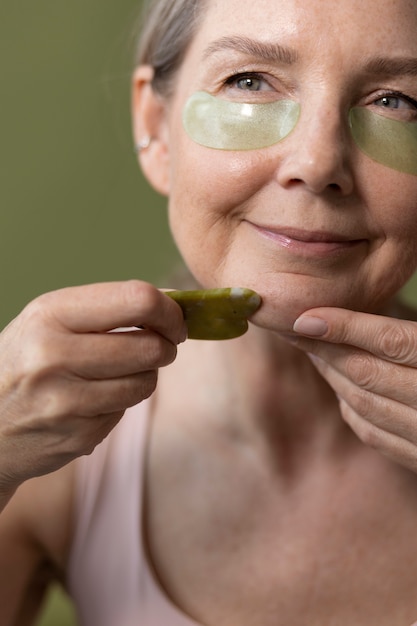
[183,91,417,176]
[349,107,417,176]
[182,91,300,151]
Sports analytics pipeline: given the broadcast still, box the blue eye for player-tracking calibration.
[374,93,417,111]
[226,73,271,92]
[236,76,262,91]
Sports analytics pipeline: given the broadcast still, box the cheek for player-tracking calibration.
[367,172,417,246]
[167,144,274,286]
[363,171,417,296]
[168,143,272,237]
[171,141,271,203]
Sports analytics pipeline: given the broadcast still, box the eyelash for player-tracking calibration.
[224,72,270,88]
[374,89,417,109]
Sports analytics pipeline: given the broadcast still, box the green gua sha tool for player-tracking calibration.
[183,91,300,151]
[167,288,261,340]
[350,108,417,176]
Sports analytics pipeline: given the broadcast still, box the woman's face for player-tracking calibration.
[159,0,417,331]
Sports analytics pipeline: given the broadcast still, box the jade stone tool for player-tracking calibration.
[167,288,261,340]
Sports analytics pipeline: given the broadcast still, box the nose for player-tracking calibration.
[276,105,354,196]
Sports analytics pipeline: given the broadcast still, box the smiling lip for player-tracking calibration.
[248,223,367,256]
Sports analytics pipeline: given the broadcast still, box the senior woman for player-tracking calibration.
[2,0,417,624]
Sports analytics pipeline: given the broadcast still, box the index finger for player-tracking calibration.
[33,280,186,344]
[293,307,417,366]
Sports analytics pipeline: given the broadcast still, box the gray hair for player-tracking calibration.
[135,0,208,98]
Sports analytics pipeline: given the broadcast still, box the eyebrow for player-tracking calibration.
[364,56,417,77]
[203,36,299,65]
[203,38,417,79]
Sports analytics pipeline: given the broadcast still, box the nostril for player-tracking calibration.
[276,143,354,195]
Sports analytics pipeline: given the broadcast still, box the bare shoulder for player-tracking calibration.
[0,461,75,624]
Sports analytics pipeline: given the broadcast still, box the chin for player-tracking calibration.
[242,278,368,333]
[193,263,399,333]
[247,281,397,333]
[248,294,316,333]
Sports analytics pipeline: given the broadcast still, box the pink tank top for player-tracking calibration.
[68,400,200,626]
[68,400,417,626]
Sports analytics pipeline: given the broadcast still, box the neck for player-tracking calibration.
[218,326,351,456]
[159,324,352,464]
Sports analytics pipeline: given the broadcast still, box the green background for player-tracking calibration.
[1,2,417,624]
[0,0,180,333]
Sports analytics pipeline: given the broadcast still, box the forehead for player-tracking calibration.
[190,0,417,60]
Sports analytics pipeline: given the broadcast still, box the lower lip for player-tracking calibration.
[249,224,365,257]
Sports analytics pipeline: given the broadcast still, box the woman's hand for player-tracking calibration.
[0,280,186,494]
[292,307,417,473]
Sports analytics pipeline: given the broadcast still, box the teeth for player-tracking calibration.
[167,288,262,340]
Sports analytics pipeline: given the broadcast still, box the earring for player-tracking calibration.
[135,137,152,153]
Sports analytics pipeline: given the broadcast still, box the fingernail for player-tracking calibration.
[293,316,328,337]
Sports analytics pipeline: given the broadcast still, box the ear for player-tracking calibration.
[132,65,171,196]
